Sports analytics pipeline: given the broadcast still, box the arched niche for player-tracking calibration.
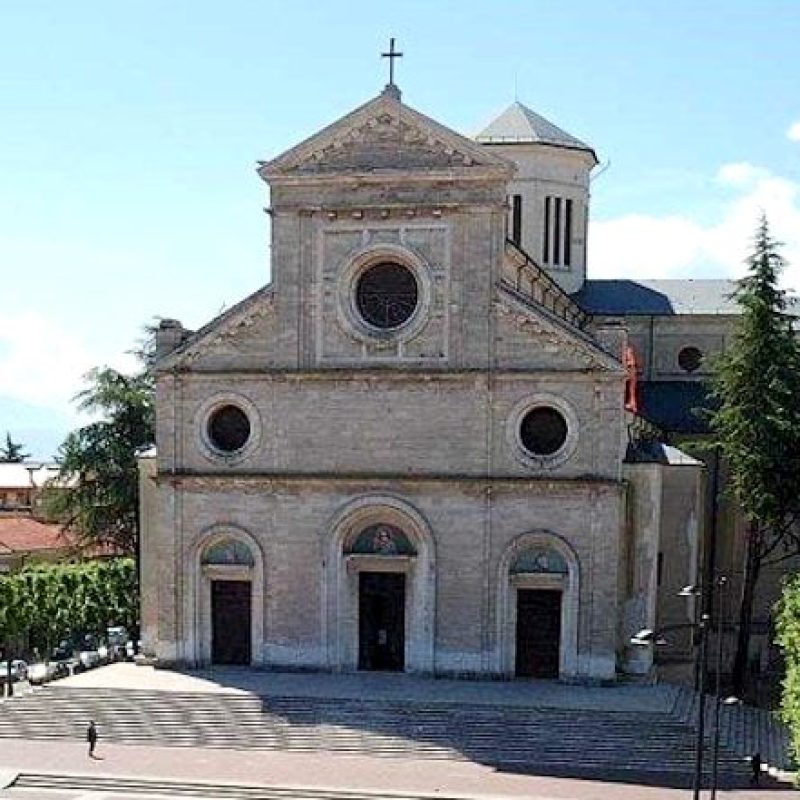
[496,530,580,679]
[324,494,435,674]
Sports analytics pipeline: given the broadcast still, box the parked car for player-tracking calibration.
[51,643,78,676]
[75,634,102,671]
[27,660,68,685]
[107,626,129,661]
[0,659,28,682]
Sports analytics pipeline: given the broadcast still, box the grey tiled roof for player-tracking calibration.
[475,102,595,156]
[574,279,740,316]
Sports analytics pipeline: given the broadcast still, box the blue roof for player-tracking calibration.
[638,381,717,434]
[574,279,739,316]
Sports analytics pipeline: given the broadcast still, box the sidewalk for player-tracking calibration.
[0,737,791,800]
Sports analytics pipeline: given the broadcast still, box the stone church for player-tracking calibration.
[139,78,741,682]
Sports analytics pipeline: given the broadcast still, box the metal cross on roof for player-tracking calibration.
[381,37,403,86]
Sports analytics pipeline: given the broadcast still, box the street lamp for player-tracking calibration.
[708,577,736,800]
[629,629,669,647]
[635,575,733,799]
[630,613,710,800]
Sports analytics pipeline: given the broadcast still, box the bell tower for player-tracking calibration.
[476,102,597,294]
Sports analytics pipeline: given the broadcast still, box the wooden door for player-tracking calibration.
[211,580,251,665]
[515,588,561,678]
[358,572,405,671]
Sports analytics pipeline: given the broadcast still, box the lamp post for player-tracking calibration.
[709,577,735,800]
[693,612,709,800]
[634,574,734,799]
[631,615,708,799]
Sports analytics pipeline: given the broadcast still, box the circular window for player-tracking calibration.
[678,346,703,373]
[519,407,568,457]
[355,261,418,330]
[207,405,251,453]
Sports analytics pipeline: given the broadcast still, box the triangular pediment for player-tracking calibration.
[155,286,276,371]
[259,88,514,180]
[496,283,624,373]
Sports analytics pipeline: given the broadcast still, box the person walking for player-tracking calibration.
[750,752,762,785]
[86,720,98,758]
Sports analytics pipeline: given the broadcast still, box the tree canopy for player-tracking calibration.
[44,356,154,555]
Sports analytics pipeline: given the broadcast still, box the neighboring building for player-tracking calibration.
[0,463,59,513]
[0,516,78,573]
[0,463,100,573]
[139,80,720,681]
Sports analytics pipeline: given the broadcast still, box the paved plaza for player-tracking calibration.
[0,664,792,800]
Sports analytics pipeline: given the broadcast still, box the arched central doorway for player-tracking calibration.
[497,531,580,680]
[348,523,415,671]
[325,495,436,674]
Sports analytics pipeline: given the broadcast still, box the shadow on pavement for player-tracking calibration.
[3,666,784,793]
[495,761,794,792]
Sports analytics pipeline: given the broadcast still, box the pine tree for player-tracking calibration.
[43,339,154,555]
[0,432,30,463]
[709,215,800,696]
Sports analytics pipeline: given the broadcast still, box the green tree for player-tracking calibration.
[0,432,30,463]
[44,362,154,555]
[708,216,800,696]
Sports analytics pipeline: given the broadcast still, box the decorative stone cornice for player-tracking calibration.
[158,470,624,493]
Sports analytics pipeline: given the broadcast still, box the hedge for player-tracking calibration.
[0,558,137,657]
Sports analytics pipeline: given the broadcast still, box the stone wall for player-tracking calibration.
[148,476,622,680]
[156,371,624,482]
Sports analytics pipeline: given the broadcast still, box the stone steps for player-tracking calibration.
[0,686,751,778]
[672,685,792,772]
[12,773,454,800]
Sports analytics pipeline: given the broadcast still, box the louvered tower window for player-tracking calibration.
[543,196,574,268]
[509,194,523,245]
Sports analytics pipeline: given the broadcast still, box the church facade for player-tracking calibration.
[140,83,711,681]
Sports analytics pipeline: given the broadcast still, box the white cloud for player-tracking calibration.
[0,313,136,419]
[590,165,800,292]
[787,121,800,142]
[715,162,769,187]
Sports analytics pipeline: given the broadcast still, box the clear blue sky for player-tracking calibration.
[3,1,800,459]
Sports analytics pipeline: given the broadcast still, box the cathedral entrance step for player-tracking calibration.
[0,686,751,781]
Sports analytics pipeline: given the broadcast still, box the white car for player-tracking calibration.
[0,660,28,682]
[77,649,102,670]
[27,661,62,685]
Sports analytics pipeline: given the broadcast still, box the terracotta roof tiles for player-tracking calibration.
[0,516,76,554]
